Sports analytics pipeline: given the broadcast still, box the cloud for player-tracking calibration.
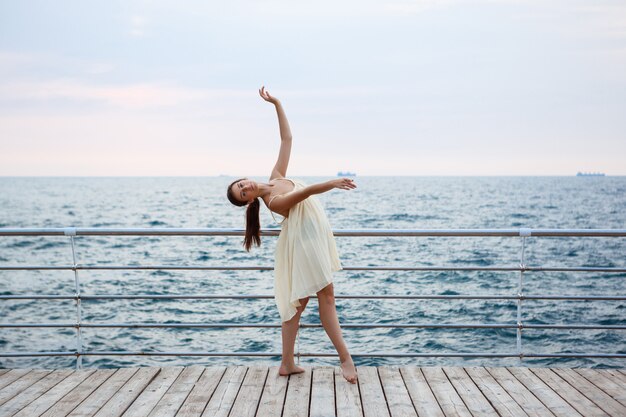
[130,15,148,37]
[206,0,533,18]
[0,79,249,109]
[383,0,463,14]
[0,51,42,74]
[0,51,117,80]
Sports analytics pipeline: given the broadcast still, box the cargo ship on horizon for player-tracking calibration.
[576,172,606,176]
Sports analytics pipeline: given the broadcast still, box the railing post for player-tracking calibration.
[517,228,531,360]
[65,227,83,369]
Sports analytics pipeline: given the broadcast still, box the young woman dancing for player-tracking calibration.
[226,86,358,383]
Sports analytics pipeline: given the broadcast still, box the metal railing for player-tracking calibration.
[1,227,625,369]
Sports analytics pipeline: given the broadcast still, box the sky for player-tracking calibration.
[0,0,625,176]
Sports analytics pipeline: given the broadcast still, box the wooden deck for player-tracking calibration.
[0,366,624,416]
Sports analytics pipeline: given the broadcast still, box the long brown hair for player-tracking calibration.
[226,178,261,251]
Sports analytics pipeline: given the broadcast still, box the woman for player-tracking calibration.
[226,86,358,383]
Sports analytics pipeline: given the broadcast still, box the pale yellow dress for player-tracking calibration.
[269,178,342,322]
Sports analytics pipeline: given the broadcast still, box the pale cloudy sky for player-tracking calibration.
[1,0,624,176]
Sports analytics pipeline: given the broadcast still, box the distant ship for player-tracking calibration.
[337,171,356,177]
[576,172,606,177]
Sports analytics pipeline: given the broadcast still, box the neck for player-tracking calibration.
[256,182,272,198]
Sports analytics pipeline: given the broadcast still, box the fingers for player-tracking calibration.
[259,85,273,102]
[338,178,357,190]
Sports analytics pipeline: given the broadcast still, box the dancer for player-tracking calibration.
[226,86,358,383]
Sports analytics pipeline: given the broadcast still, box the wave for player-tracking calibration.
[148,220,168,226]
[387,213,441,222]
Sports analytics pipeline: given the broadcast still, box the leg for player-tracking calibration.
[279,297,309,376]
[317,283,358,383]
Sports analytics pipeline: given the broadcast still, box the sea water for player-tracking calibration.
[0,176,625,369]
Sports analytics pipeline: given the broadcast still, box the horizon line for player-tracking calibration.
[0,174,623,178]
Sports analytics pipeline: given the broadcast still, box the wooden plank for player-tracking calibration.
[0,370,51,406]
[146,366,204,417]
[486,367,553,417]
[0,370,9,376]
[310,367,335,417]
[335,366,363,417]
[575,369,626,406]
[256,367,288,417]
[464,367,527,417]
[529,368,608,417]
[40,369,116,417]
[552,368,626,416]
[0,369,73,417]
[358,366,390,417]
[119,366,183,417]
[13,369,95,417]
[89,367,160,417]
[399,367,444,417]
[201,366,247,417]
[378,367,416,417]
[8,366,624,417]
[283,366,311,417]
[443,367,497,417]
[66,368,138,417]
[597,369,626,385]
[0,369,33,391]
[421,367,472,417]
[506,367,580,417]
[229,366,268,417]
[176,367,226,417]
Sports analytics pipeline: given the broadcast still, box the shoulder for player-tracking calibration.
[269,172,285,181]
[269,175,292,183]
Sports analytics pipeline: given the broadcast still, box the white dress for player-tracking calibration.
[269,178,342,322]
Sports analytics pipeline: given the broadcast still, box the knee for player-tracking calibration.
[296,297,310,314]
[316,283,335,303]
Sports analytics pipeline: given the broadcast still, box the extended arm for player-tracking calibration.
[259,86,292,180]
[271,102,292,179]
[269,178,356,213]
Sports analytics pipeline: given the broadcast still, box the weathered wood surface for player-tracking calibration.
[0,366,624,416]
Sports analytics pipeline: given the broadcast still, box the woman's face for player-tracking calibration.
[230,179,257,204]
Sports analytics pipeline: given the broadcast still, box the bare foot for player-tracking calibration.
[279,363,305,376]
[340,358,358,384]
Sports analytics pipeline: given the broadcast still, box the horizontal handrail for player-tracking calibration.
[2,294,626,301]
[2,322,624,330]
[1,351,624,359]
[1,227,626,237]
[2,265,625,272]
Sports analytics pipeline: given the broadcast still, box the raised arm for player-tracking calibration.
[259,86,292,180]
[269,178,356,213]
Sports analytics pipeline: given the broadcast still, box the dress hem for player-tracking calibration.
[289,278,333,305]
[281,278,334,323]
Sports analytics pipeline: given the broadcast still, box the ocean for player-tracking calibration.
[1,176,625,369]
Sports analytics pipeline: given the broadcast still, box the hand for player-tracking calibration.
[330,178,357,190]
[259,86,279,104]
